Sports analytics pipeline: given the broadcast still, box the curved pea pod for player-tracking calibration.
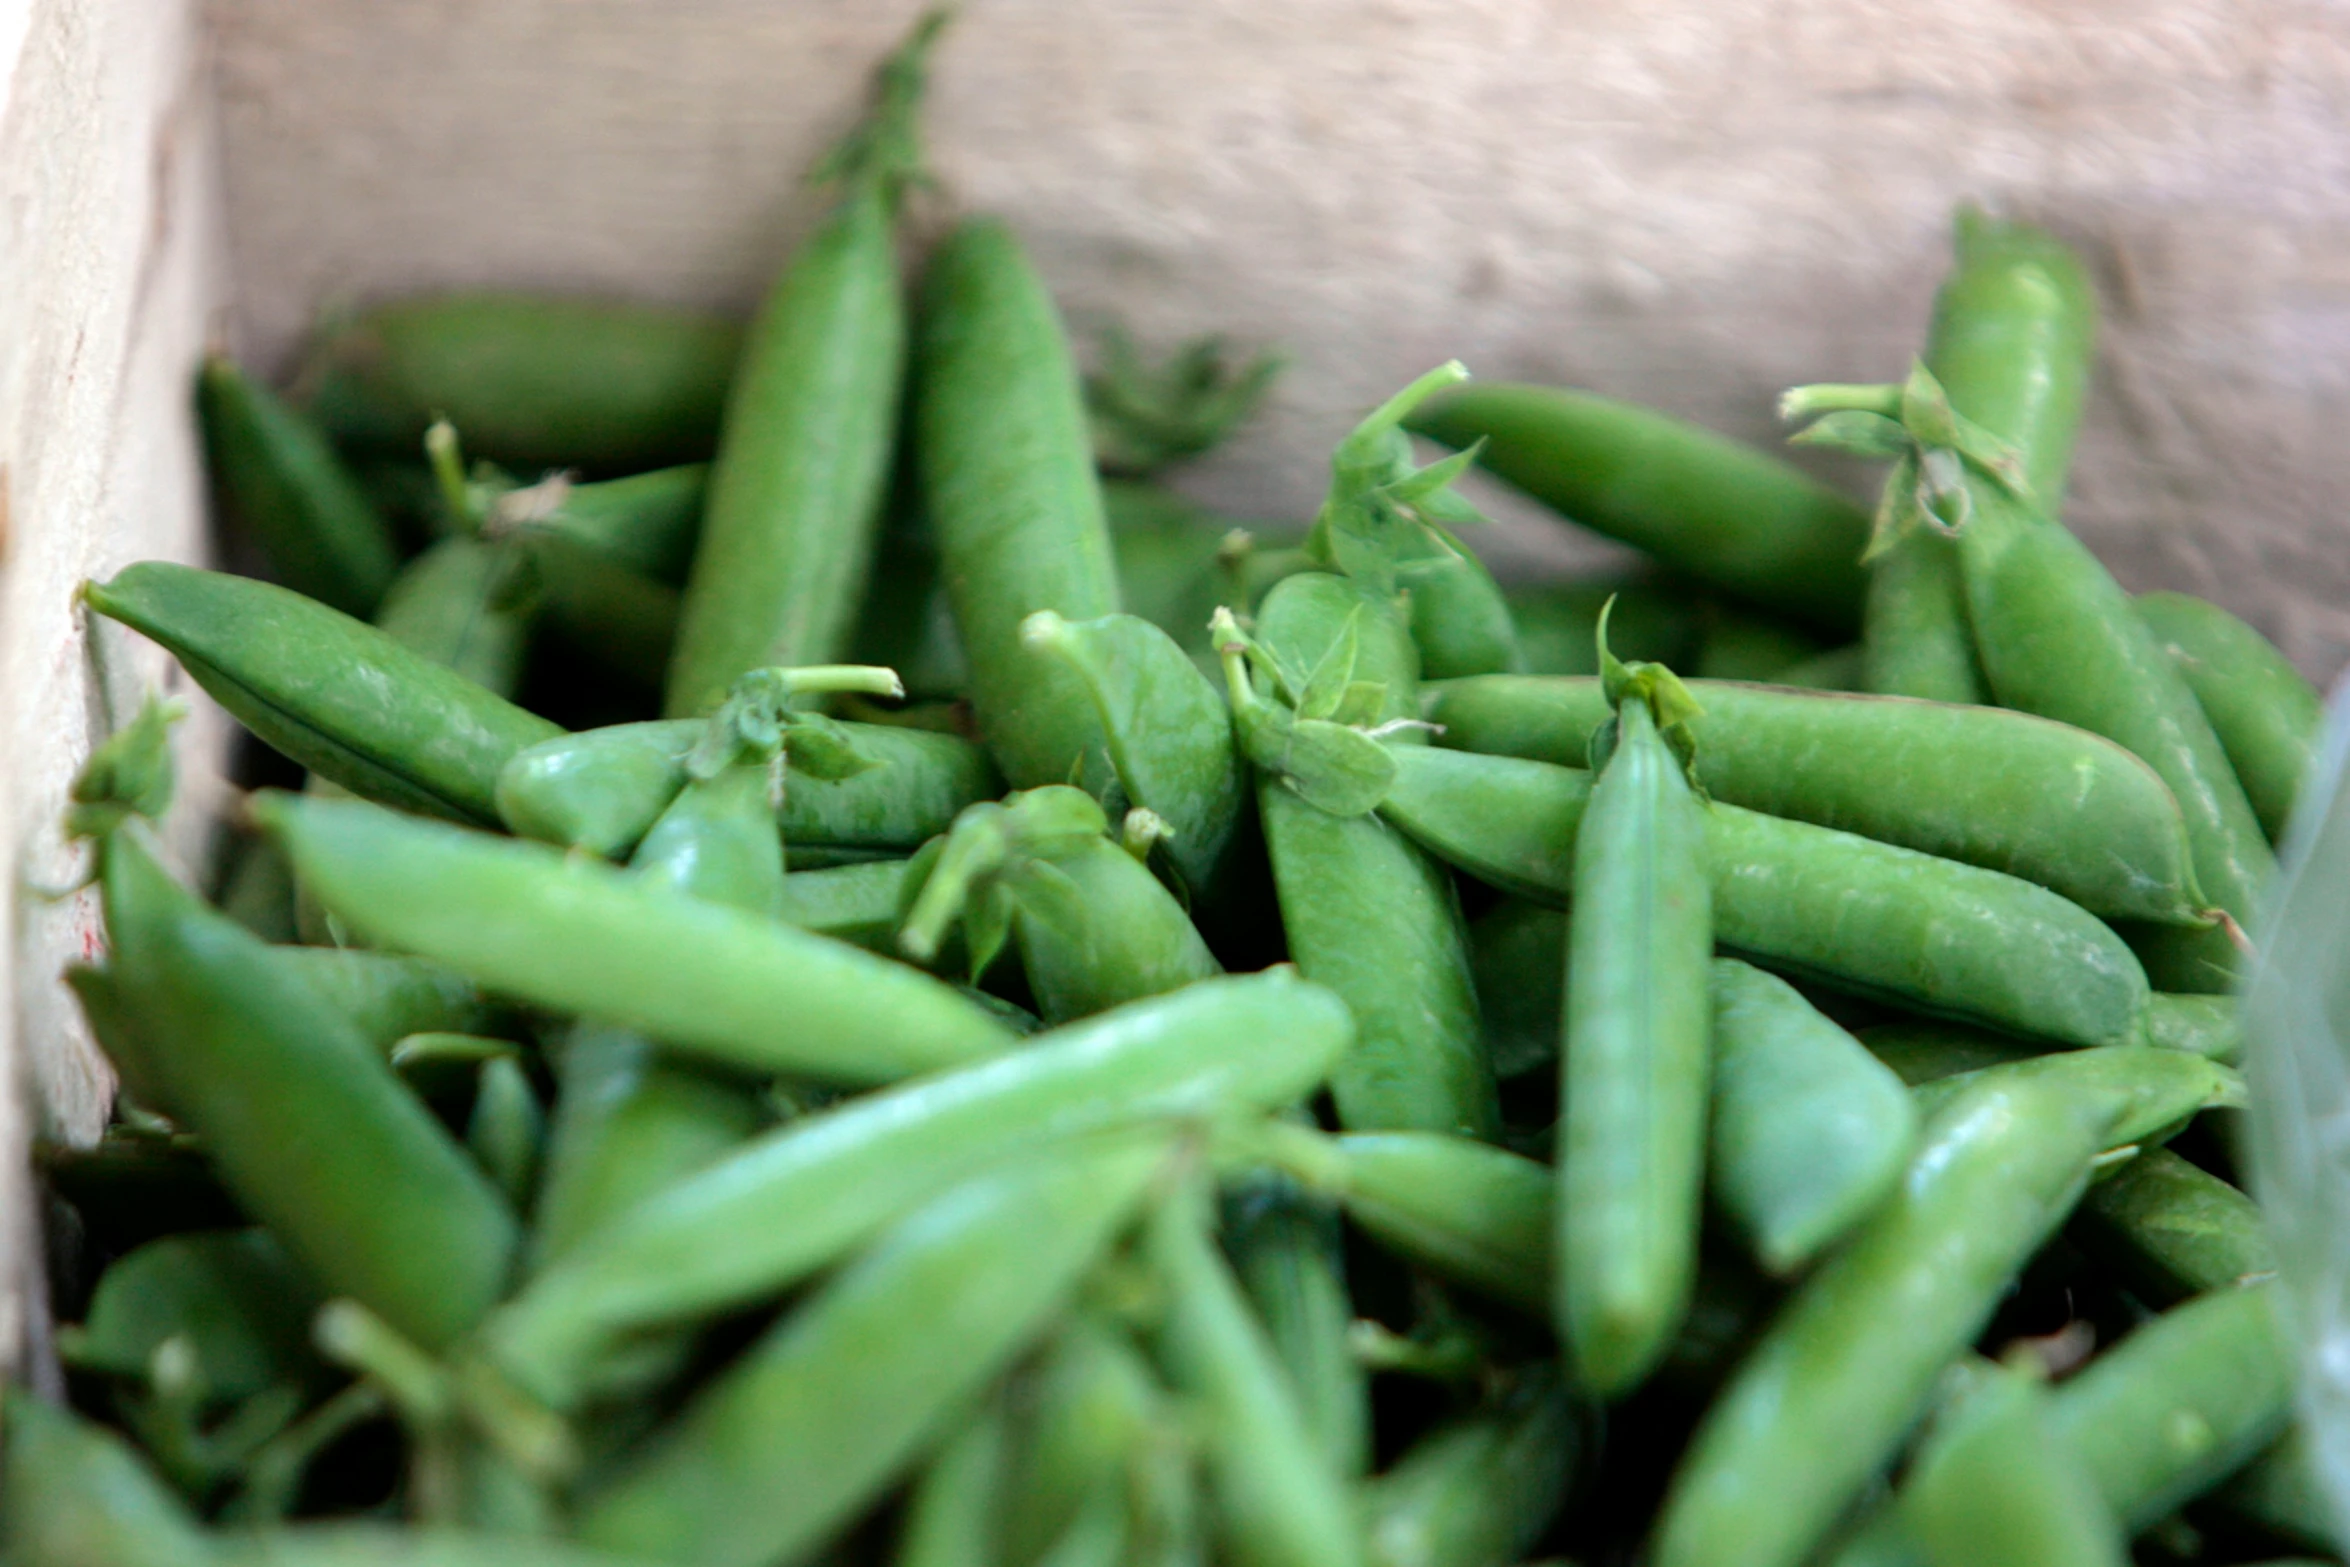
[1376,745,2153,1049]
[2138,590,2322,844]
[59,1229,324,1399]
[85,563,561,825]
[481,970,1350,1408]
[199,355,400,618]
[254,788,1013,1084]
[1,1390,219,1567]
[1652,1075,2109,1567]
[1225,1175,1367,1476]
[1364,1367,1580,1567]
[95,825,516,1350]
[1407,383,1870,635]
[1425,674,2211,925]
[300,291,744,471]
[270,947,508,1055]
[1903,1364,2129,1567]
[1145,1173,1364,1567]
[577,1129,1173,1567]
[916,216,1121,789]
[495,715,1000,861]
[1909,1046,2244,1152]
[2072,1145,2275,1305]
[504,463,707,584]
[1708,958,1916,1276]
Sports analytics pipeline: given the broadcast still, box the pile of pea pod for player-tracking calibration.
[16,14,2342,1567]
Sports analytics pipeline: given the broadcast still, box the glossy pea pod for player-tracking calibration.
[1362,1367,1581,1567]
[301,292,744,473]
[85,562,560,825]
[770,858,913,951]
[1556,645,1713,1396]
[1375,744,2152,1048]
[574,1130,1174,1567]
[1901,1364,2129,1567]
[198,355,400,618]
[1905,1045,2242,1151]
[254,788,1013,1085]
[480,971,1350,1409]
[2138,589,2323,844]
[1406,383,1871,636]
[915,216,1121,789]
[270,947,509,1056]
[664,17,941,718]
[1424,673,2210,925]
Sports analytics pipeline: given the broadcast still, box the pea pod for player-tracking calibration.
[372,535,532,696]
[519,535,679,693]
[999,1314,1166,1566]
[2138,589,2322,843]
[85,562,561,824]
[0,1391,217,1567]
[1466,898,1567,1079]
[495,463,707,584]
[199,355,400,618]
[60,1229,324,1400]
[2072,1145,2275,1305]
[916,216,1121,789]
[1557,640,1713,1396]
[575,1130,1172,1567]
[1363,1367,1580,1567]
[270,947,508,1056]
[665,18,939,717]
[228,1527,679,1565]
[1856,1019,2035,1086]
[1908,1045,2242,1152]
[1225,1175,1367,1477]
[1424,673,2209,925]
[892,1388,1012,1567]
[772,858,912,951]
[1406,383,1871,634]
[301,292,743,472]
[254,788,1014,1085]
[1903,1364,2129,1567]
[1506,577,1699,678]
[482,971,1349,1408]
[1691,604,1823,684]
[2144,992,2245,1062]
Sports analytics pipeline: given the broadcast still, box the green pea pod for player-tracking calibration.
[1396,546,1524,680]
[1103,479,1288,671]
[2211,1429,2340,1555]
[482,970,1349,1408]
[228,1526,724,1565]
[92,825,516,1350]
[373,536,532,696]
[60,1229,324,1400]
[1225,1175,1368,1478]
[1466,898,1567,1079]
[1376,745,2152,1048]
[1904,1364,2128,1567]
[1909,1046,2243,1152]
[495,715,999,861]
[1708,958,1916,1276]
[1145,1173,1364,1567]
[1407,383,1871,635]
[630,760,785,917]
[1855,1019,2036,1086]
[1505,577,1700,678]
[1000,1314,1164,1565]
[1424,674,2209,925]
[665,18,939,716]
[2138,590,2321,843]
[576,1129,1172,1567]
[1288,1130,1550,1320]
[85,563,560,824]
[198,355,400,619]
[270,947,508,1055]
[254,788,1013,1084]
[1771,643,1864,691]
[0,1391,218,1567]
[1858,533,1985,703]
[774,858,913,951]
[520,535,679,693]
[301,292,743,472]
[1691,604,1824,683]
[1559,656,1713,1396]
[1651,1075,2108,1567]
[916,216,1121,788]
[2071,1145,2275,1305]
[1363,1368,1581,1567]
[2145,992,2245,1062]
[893,1386,1013,1567]
[500,463,707,584]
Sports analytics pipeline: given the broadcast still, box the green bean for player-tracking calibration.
[1376,744,2151,1047]
[916,216,1120,789]
[1407,383,1870,634]
[2072,1145,2274,1305]
[1558,649,1713,1396]
[1,1391,218,1567]
[1225,1175,1368,1476]
[1903,1363,2129,1567]
[496,463,707,584]
[664,19,939,716]
[301,292,743,472]
[85,563,560,824]
[481,970,1349,1407]
[1424,674,2208,924]
[254,788,1013,1084]
[1652,1075,2108,1567]
[892,1387,1012,1567]
[575,1130,1172,1567]
[199,355,400,619]
[2138,590,2322,844]
[1363,1367,1580,1567]
[1708,958,1916,1275]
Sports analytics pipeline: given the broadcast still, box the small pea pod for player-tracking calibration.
[85,562,561,824]
[1363,1367,1582,1567]
[2138,590,2322,844]
[2072,1145,2275,1305]
[773,858,913,951]
[1424,674,2210,926]
[1407,383,1871,635]
[1557,632,1713,1396]
[1708,958,1916,1276]
[253,788,1014,1085]
[300,291,744,472]
[575,1130,1173,1567]
[1225,1174,1368,1477]
[1904,1363,2129,1567]
[1,1390,219,1567]
[916,216,1121,789]
[892,1386,1013,1567]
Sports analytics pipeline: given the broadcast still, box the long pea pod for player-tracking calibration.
[85,563,560,825]
[1375,744,2151,1048]
[916,216,1121,789]
[1557,636,1713,1396]
[1362,1367,1580,1567]
[254,788,1014,1085]
[479,971,1349,1408]
[575,1131,1172,1567]
[1906,1045,2242,1152]
[2138,589,2322,844]
[664,17,940,717]
[1406,382,1871,635]
[2072,1144,2275,1305]
[1425,673,2209,924]
[1901,1365,2129,1567]
[198,355,400,618]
